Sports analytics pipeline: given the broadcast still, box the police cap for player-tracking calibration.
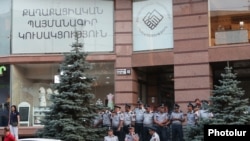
[148,126,157,131]
[159,103,165,108]
[107,126,113,131]
[144,104,150,108]
[114,105,121,109]
[187,102,193,108]
[137,101,143,105]
[174,103,180,108]
[125,103,131,108]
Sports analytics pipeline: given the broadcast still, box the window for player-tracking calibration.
[209,0,250,46]
[0,64,10,127]
[11,62,114,126]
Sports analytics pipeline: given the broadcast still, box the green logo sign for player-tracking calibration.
[0,66,7,75]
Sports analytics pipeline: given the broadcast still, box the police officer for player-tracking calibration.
[111,105,124,141]
[142,104,154,141]
[133,101,145,141]
[193,103,200,123]
[125,125,139,141]
[123,104,135,134]
[93,109,103,128]
[154,103,170,141]
[102,108,112,127]
[95,108,112,128]
[148,126,160,141]
[186,102,196,126]
[199,100,213,120]
[104,127,119,141]
[170,103,185,141]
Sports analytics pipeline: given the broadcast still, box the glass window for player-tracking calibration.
[0,64,10,127]
[209,0,250,46]
[133,0,173,51]
[211,61,250,103]
[11,62,114,126]
[0,0,11,55]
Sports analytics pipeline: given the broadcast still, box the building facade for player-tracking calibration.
[0,0,250,138]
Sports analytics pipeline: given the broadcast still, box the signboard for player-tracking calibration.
[133,0,173,51]
[12,0,114,54]
[116,68,131,75]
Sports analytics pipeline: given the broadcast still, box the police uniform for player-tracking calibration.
[124,125,139,141]
[186,103,196,126]
[123,104,135,134]
[93,111,103,127]
[111,105,125,141]
[170,104,184,141]
[143,104,154,141]
[102,110,112,127]
[148,126,160,141]
[154,104,170,141]
[200,100,213,119]
[133,101,145,140]
[125,133,139,141]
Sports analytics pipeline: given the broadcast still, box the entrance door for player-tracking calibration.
[136,66,174,110]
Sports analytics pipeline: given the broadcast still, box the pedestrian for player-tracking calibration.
[170,103,185,141]
[104,127,119,141]
[8,105,20,141]
[148,126,160,141]
[125,125,139,141]
[3,126,16,141]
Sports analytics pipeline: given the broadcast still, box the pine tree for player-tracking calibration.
[186,65,250,141]
[185,118,211,141]
[210,65,250,125]
[37,32,106,141]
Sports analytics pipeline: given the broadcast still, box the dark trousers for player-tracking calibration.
[156,125,170,141]
[123,125,129,135]
[112,127,125,141]
[135,123,143,141]
[143,126,151,141]
[172,124,184,141]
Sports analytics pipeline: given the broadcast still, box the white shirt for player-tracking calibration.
[150,132,160,141]
[104,135,119,141]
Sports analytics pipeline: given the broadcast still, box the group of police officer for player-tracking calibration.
[99,99,212,141]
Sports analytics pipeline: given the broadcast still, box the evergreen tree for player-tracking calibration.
[185,118,211,141]
[37,33,106,141]
[186,65,250,141]
[210,65,250,125]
